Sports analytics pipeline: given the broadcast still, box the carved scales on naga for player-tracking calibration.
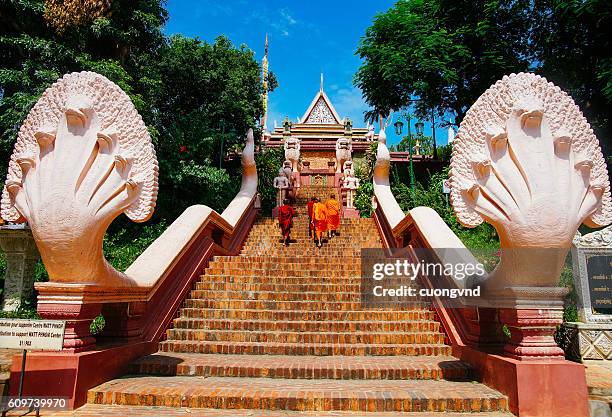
[1,71,159,287]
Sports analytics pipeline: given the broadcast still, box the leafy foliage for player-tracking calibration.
[355,0,532,123]
[0,0,268,219]
[0,0,271,294]
[103,221,168,272]
[89,314,106,335]
[531,0,612,157]
[355,0,612,157]
[256,146,285,213]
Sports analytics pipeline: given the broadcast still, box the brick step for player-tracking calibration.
[195,281,422,293]
[209,257,367,266]
[250,229,376,235]
[211,255,371,263]
[188,290,427,303]
[205,266,363,275]
[166,329,446,345]
[189,290,360,302]
[179,308,437,321]
[88,376,508,412]
[240,250,378,256]
[252,219,373,225]
[183,299,430,311]
[248,232,378,239]
[66,404,516,416]
[240,245,378,252]
[172,318,441,333]
[250,229,376,234]
[195,281,365,292]
[200,276,368,285]
[129,353,472,380]
[253,218,373,224]
[244,237,380,244]
[206,262,364,271]
[158,341,452,356]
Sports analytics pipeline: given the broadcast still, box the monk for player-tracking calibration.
[277,199,296,246]
[307,197,316,238]
[325,194,340,238]
[312,198,328,248]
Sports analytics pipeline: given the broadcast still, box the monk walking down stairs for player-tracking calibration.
[325,194,340,239]
[277,199,296,246]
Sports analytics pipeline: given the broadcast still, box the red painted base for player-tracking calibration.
[453,345,589,417]
[9,341,155,409]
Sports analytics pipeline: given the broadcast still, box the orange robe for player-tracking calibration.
[325,199,340,230]
[277,205,296,238]
[307,200,315,232]
[312,202,328,233]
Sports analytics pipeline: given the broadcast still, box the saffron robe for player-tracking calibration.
[277,204,296,238]
[307,200,315,231]
[325,199,340,230]
[312,202,328,233]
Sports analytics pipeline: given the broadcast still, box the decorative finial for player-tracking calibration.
[320,72,324,92]
[265,33,268,54]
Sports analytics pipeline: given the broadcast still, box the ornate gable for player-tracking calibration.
[305,97,336,124]
[302,90,342,125]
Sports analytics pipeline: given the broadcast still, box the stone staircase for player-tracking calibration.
[82,186,512,416]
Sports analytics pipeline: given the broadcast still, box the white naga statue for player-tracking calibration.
[335,136,352,173]
[450,73,612,303]
[342,162,360,209]
[0,72,159,287]
[283,137,300,172]
[273,168,290,207]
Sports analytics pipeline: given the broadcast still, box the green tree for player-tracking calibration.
[355,0,532,124]
[0,0,168,179]
[531,0,612,157]
[0,1,271,221]
[256,146,285,213]
[152,35,266,218]
[356,0,612,161]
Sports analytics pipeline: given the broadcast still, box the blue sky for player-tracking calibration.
[165,0,451,145]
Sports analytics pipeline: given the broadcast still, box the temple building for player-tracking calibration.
[263,78,377,187]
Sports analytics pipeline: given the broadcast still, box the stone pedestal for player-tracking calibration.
[34,282,120,351]
[36,300,102,352]
[0,225,40,311]
[499,307,566,360]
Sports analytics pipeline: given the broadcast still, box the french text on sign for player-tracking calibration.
[0,319,65,350]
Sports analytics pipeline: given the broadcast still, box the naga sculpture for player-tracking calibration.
[1,72,159,288]
[450,73,612,303]
[283,137,300,172]
[335,137,352,173]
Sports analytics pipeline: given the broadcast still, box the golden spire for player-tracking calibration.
[261,33,269,131]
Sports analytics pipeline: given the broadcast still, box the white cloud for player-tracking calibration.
[245,7,298,38]
[280,9,297,25]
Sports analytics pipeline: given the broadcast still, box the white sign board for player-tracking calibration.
[442,179,451,194]
[0,319,65,350]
